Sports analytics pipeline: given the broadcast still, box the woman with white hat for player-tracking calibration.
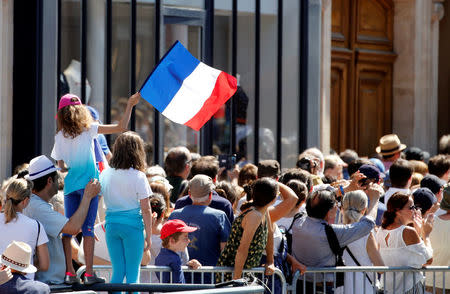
[0,241,50,293]
[0,178,49,280]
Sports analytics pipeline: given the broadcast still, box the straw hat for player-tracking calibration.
[375,134,407,156]
[1,241,37,273]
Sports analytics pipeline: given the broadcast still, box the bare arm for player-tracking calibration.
[265,213,274,265]
[366,232,384,267]
[403,226,433,265]
[233,210,262,279]
[140,197,153,252]
[35,243,50,271]
[365,183,382,220]
[98,92,140,134]
[141,248,151,266]
[268,183,298,223]
[286,253,307,275]
[61,179,100,235]
[57,160,67,172]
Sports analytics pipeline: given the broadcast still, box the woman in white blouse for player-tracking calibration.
[375,192,433,294]
[340,190,384,294]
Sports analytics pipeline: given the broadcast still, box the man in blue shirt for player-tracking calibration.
[291,186,381,293]
[174,156,234,224]
[170,174,231,283]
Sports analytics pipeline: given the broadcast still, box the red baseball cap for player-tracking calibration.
[58,94,82,110]
[160,219,197,240]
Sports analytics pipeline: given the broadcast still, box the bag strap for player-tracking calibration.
[35,220,41,249]
[323,223,344,257]
[323,223,346,271]
[287,212,304,232]
[344,246,375,285]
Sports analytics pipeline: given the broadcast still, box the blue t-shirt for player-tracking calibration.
[0,273,50,294]
[97,133,111,155]
[155,248,184,284]
[175,191,234,224]
[169,205,231,266]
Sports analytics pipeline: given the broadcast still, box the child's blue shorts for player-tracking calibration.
[62,188,98,237]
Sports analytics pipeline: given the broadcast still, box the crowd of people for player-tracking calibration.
[0,92,450,294]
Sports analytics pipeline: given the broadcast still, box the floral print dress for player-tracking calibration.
[216,208,269,282]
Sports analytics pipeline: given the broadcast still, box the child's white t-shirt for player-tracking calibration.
[100,167,152,213]
[51,123,99,195]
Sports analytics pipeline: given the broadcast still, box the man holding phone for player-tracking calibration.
[358,164,386,226]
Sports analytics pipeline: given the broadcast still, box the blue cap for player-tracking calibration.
[369,158,386,174]
[413,187,437,213]
[358,164,382,182]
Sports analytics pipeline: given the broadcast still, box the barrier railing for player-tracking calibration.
[73,265,450,294]
[77,264,287,293]
[290,266,450,294]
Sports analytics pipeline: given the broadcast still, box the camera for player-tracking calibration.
[296,157,317,174]
[218,154,236,170]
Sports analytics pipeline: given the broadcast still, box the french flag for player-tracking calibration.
[140,41,237,131]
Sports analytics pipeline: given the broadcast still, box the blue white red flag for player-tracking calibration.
[140,41,237,131]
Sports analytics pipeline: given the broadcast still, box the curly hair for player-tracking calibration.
[57,104,92,138]
[110,131,146,172]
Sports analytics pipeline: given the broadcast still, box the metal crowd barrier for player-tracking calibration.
[73,264,450,294]
[76,264,287,293]
[289,266,450,294]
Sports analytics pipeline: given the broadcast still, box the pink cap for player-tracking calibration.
[58,94,82,110]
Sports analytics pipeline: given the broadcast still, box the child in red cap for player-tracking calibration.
[155,219,201,283]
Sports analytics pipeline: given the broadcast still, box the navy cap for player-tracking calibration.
[413,187,437,213]
[358,164,382,182]
[404,147,424,161]
[420,174,445,194]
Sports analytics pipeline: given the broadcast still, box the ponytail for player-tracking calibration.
[381,211,397,229]
[4,179,33,224]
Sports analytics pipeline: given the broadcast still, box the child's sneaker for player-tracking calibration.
[64,272,78,284]
[83,273,106,285]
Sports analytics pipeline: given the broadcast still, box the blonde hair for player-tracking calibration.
[4,178,33,224]
[57,104,92,138]
[341,190,367,224]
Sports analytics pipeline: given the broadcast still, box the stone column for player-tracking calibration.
[0,0,13,179]
[306,0,322,149]
[41,0,58,157]
[320,0,332,155]
[393,0,444,154]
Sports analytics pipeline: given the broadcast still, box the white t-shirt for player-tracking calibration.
[100,168,152,212]
[51,123,99,195]
[0,213,49,280]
